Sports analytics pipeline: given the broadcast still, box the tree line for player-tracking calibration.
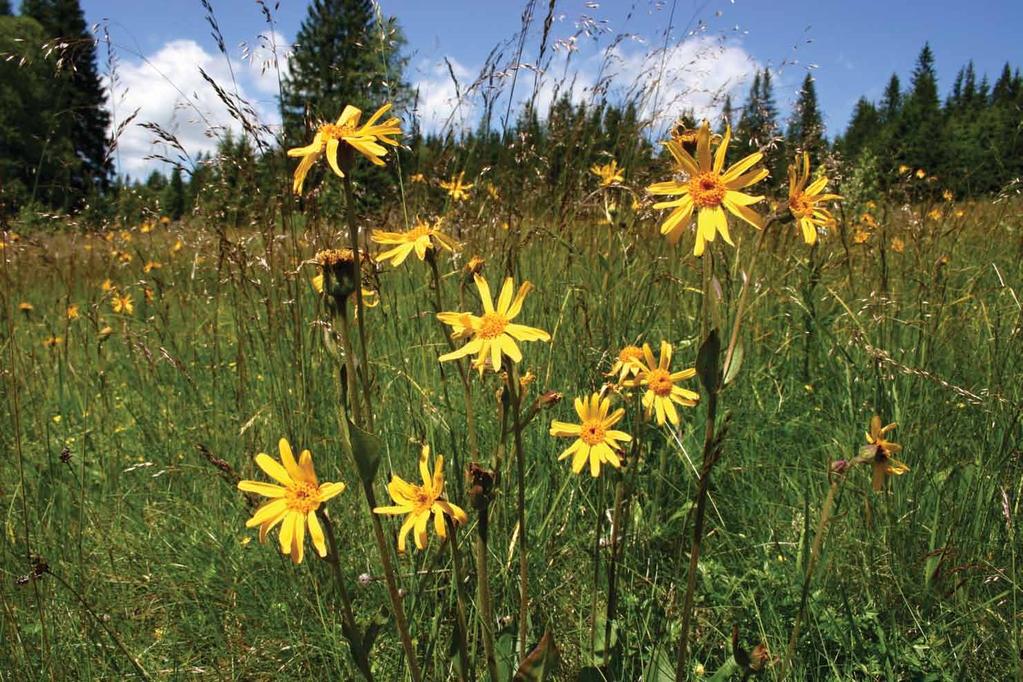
[1,0,1020,223]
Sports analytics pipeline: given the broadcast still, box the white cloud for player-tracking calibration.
[106,35,288,178]
[407,35,757,137]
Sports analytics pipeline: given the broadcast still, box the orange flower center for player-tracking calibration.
[410,487,435,512]
[285,482,322,514]
[618,345,644,363]
[478,312,508,339]
[789,193,813,218]
[647,368,674,397]
[408,224,433,239]
[580,419,608,446]
[689,172,727,208]
[318,122,356,141]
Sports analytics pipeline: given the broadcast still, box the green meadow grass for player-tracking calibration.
[1,194,1021,680]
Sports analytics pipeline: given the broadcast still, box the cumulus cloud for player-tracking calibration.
[107,33,289,178]
[407,35,757,137]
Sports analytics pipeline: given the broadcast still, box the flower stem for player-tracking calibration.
[723,223,770,381]
[506,364,531,655]
[318,511,374,681]
[604,473,627,668]
[781,476,842,679]
[473,486,500,680]
[447,523,472,681]
[674,384,719,678]
[337,308,363,425]
[342,173,375,431]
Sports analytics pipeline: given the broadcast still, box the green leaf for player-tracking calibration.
[337,407,382,486]
[642,645,676,681]
[722,338,743,386]
[513,630,557,681]
[695,328,722,395]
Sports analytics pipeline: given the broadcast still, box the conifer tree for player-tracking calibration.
[787,73,826,165]
[898,43,946,183]
[0,1,11,15]
[838,97,880,160]
[879,74,902,123]
[281,0,407,145]
[20,0,110,208]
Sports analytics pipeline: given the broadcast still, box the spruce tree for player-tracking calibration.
[281,0,407,145]
[879,74,902,123]
[0,1,11,14]
[787,73,826,165]
[20,0,110,208]
[839,97,880,160]
[898,43,945,183]
[163,167,186,220]
[720,93,734,130]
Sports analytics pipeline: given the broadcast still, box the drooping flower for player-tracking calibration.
[625,341,700,426]
[437,275,550,375]
[648,121,768,256]
[238,438,345,564]
[287,103,402,194]
[439,171,473,202]
[549,393,632,477]
[373,445,468,553]
[371,218,458,266]
[787,153,842,245]
[861,416,908,491]
[18,301,33,314]
[891,237,905,253]
[111,292,133,315]
[591,159,624,188]
[608,344,646,383]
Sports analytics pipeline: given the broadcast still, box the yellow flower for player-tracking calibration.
[410,172,426,183]
[18,301,33,313]
[863,416,908,491]
[549,393,632,477]
[608,344,646,383]
[891,237,905,253]
[591,159,624,188]
[143,261,162,273]
[437,275,550,375]
[42,335,63,348]
[140,222,153,234]
[172,239,184,254]
[852,229,870,245]
[371,218,458,266]
[915,168,926,179]
[112,292,134,315]
[942,189,954,202]
[625,341,699,426]
[160,216,171,225]
[439,171,473,201]
[238,438,345,564]
[101,279,114,292]
[464,255,486,277]
[787,153,841,245]
[648,121,768,256]
[66,304,80,320]
[926,208,942,221]
[287,103,402,194]
[897,165,910,175]
[373,445,468,553]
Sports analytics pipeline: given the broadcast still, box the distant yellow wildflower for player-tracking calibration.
[862,416,907,491]
[112,292,134,315]
[787,153,841,245]
[591,159,624,188]
[549,392,632,477]
[437,274,550,375]
[410,172,426,183]
[625,341,699,426]
[144,261,162,273]
[101,279,114,292]
[287,103,402,194]
[609,344,646,383]
[238,438,345,564]
[42,335,63,348]
[915,169,926,179]
[372,218,457,266]
[648,121,768,256]
[440,171,473,202]
[373,445,467,553]
[18,301,33,313]
[891,237,905,253]
[852,229,870,245]
[66,304,80,320]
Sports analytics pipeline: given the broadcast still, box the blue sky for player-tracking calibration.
[72,0,1022,175]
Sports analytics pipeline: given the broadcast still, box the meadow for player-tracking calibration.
[3,126,1022,682]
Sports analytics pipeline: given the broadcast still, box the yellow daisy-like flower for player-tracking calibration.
[863,416,908,491]
[373,445,468,553]
[648,121,768,256]
[625,341,700,426]
[437,275,550,375]
[891,237,905,253]
[18,301,33,313]
[549,393,632,477]
[143,260,162,273]
[287,103,402,194]
[111,293,133,315]
[608,344,646,383]
[788,153,842,245]
[591,159,624,188]
[101,279,114,292]
[238,438,345,564]
[66,304,80,320]
[439,171,473,202]
[371,218,458,266]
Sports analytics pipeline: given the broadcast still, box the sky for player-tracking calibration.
[70,0,1023,177]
